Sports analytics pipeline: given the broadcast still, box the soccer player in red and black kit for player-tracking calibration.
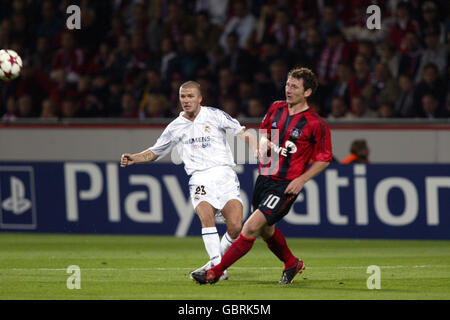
[192,67,332,285]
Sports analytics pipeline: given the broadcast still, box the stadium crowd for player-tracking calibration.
[0,0,448,121]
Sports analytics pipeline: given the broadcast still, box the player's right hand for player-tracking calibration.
[120,153,135,167]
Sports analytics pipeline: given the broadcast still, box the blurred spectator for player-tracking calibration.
[168,73,184,114]
[398,31,423,80]
[40,98,58,119]
[316,28,351,87]
[17,95,35,117]
[197,75,217,107]
[143,94,171,118]
[255,1,277,44]
[51,31,85,84]
[254,59,287,105]
[220,0,256,52]
[389,2,419,52]
[30,36,53,74]
[394,74,416,117]
[2,97,18,121]
[378,102,395,118]
[348,54,371,103]
[106,80,123,117]
[217,67,238,106]
[247,97,266,118]
[162,3,195,48]
[222,97,241,119]
[175,33,209,80]
[420,93,447,118]
[107,34,133,81]
[341,139,370,164]
[36,0,63,41]
[195,0,229,26]
[10,12,30,48]
[413,63,447,113]
[420,1,446,43]
[223,32,255,76]
[86,42,110,76]
[347,95,378,119]
[415,27,447,83]
[293,26,323,71]
[327,97,351,120]
[160,38,178,82]
[106,14,125,47]
[318,5,343,40]
[130,30,151,70]
[61,98,80,118]
[324,61,352,112]
[194,10,223,53]
[362,62,400,111]
[378,41,400,79]
[238,80,254,115]
[265,8,297,50]
[356,40,377,71]
[120,93,138,118]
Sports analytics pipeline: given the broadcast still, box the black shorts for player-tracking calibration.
[251,175,298,226]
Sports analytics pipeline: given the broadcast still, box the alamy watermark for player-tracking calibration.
[366,5,381,30]
[66,5,81,30]
[366,265,381,289]
[66,265,81,289]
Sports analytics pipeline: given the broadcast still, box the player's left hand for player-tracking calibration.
[284,177,306,195]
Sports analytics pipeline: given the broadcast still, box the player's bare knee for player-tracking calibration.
[227,222,241,239]
[242,222,259,238]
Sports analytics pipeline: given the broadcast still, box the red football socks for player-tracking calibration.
[211,233,255,275]
[264,227,297,270]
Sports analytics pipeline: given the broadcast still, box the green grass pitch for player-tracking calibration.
[1,233,449,300]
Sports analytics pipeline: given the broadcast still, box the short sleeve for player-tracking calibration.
[148,126,175,158]
[259,102,278,130]
[312,119,333,162]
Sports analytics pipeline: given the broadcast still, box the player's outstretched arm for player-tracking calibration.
[237,129,261,160]
[120,150,158,167]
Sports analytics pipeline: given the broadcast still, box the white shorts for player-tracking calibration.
[189,166,242,213]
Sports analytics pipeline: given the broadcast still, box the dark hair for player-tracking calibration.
[350,139,368,154]
[287,67,318,94]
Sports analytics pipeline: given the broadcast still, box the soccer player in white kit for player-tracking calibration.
[120,81,257,280]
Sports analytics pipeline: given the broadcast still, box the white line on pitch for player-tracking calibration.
[2,265,449,271]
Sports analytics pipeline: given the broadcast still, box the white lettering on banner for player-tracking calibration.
[354,165,369,225]
[374,178,418,226]
[106,163,120,222]
[162,175,195,237]
[326,169,349,225]
[64,163,103,222]
[425,177,450,226]
[285,180,320,225]
[125,175,162,222]
[62,163,447,230]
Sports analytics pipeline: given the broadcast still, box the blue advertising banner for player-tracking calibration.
[0,162,449,239]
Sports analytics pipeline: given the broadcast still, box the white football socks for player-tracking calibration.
[220,232,235,257]
[201,227,221,267]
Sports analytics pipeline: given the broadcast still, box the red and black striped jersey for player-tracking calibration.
[258,100,332,181]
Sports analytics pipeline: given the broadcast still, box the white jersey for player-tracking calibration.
[148,106,245,175]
